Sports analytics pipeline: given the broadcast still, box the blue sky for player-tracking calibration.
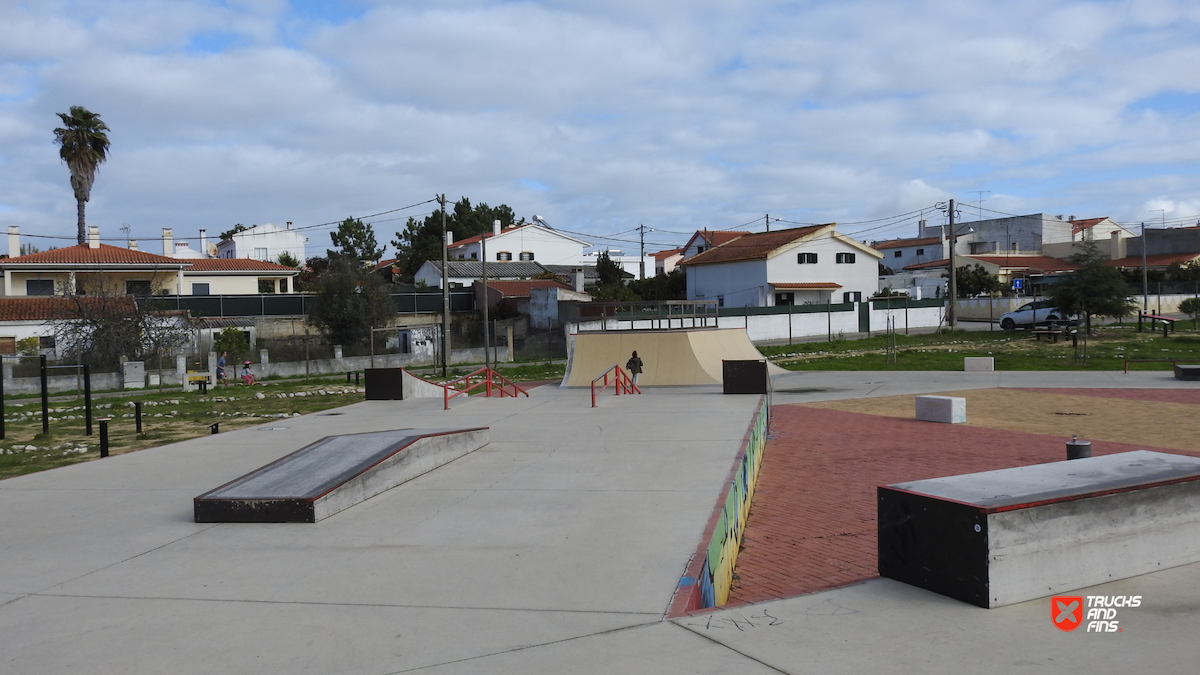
[2,0,1200,256]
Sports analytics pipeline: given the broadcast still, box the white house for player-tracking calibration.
[681,230,749,259]
[415,260,548,289]
[679,224,883,307]
[448,223,590,266]
[0,227,298,297]
[215,223,307,263]
[873,235,945,272]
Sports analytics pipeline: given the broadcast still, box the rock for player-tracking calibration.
[255,392,266,400]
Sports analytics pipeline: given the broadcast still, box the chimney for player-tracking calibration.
[493,219,501,237]
[162,228,173,256]
[129,240,139,251]
[88,226,100,249]
[199,229,207,257]
[572,268,585,293]
[175,242,189,251]
[286,221,292,230]
[7,225,18,257]
[1110,230,1125,260]
[446,230,454,245]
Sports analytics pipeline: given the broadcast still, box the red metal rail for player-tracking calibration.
[591,363,641,408]
[444,367,529,410]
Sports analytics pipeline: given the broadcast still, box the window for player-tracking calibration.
[258,279,276,294]
[253,247,268,261]
[893,250,902,258]
[0,337,14,355]
[125,280,152,296]
[191,283,211,296]
[717,296,724,307]
[39,336,55,350]
[797,252,818,264]
[775,292,795,306]
[697,246,705,254]
[519,251,535,261]
[916,248,925,255]
[278,278,288,293]
[843,291,862,303]
[497,251,512,261]
[470,252,478,259]
[26,279,54,296]
[837,253,856,264]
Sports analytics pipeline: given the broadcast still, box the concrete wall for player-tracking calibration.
[566,302,945,342]
[1130,228,1200,257]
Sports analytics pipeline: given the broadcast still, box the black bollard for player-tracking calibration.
[210,422,219,434]
[40,354,49,435]
[135,401,143,434]
[355,372,361,385]
[198,380,208,394]
[99,418,110,457]
[1066,435,1091,460]
[84,365,93,436]
[346,372,352,384]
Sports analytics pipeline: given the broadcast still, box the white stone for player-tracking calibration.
[915,395,966,424]
[255,392,266,400]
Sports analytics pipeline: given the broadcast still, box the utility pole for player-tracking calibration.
[483,220,494,371]
[765,213,771,233]
[948,199,958,329]
[638,224,646,280]
[1141,221,1149,311]
[439,194,449,377]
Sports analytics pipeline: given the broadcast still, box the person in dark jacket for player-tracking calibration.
[625,350,643,385]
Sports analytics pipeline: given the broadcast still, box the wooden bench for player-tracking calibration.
[1031,329,1067,342]
[187,373,212,393]
[1139,312,1178,336]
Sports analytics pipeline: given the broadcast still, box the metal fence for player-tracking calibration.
[152,291,475,317]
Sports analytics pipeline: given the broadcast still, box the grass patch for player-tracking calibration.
[759,326,1200,371]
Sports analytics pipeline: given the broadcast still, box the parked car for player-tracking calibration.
[999,300,1077,330]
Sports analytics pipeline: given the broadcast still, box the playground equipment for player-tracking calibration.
[561,328,785,387]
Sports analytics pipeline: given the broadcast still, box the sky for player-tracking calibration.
[3,0,1200,258]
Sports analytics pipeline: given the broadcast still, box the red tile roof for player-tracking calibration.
[1,244,184,266]
[679,225,831,266]
[1070,217,1108,236]
[479,279,570,298]
[372,258,397,272]
[652,247,684,260]
[1105,253,1200,268]
[873,236,941,250]
[187,258,298,273]
[0,296,137,322]
[684,230,750,253]
[448,224,533,249]
[771,282,842,289]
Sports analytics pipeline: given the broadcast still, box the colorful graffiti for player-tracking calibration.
[670,396,769,614]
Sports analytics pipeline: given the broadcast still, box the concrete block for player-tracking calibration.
[964,357,994,372]
[1175,364,1200,381]
[915,395,966,424]
[879,451,1200,607]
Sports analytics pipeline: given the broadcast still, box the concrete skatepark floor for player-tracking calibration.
[2,372,1198,674]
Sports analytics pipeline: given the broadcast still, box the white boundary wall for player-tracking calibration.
[566,303,945,343]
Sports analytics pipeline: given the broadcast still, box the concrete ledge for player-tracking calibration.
[194,427,489,522]
[964,357,994,372]
[915,395,966,424]
[878,450,1200,607]
[1175,364,1200,381]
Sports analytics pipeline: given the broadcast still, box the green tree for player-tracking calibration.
[595,251,625,286]
[213,327,250,362]
[390,198,525,282]
[1179,297,1200,329]
[51,282,198,370]
[306,256,396,347]
[219,224,248,240]
[953,264,1002,297]
[54,106,111,245]
[276,251,300,268]
[329,217,384,263]
[1049,240,1136,357]
[627,268,686,301]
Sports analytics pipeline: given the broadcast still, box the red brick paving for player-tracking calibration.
[724,398,1198,608]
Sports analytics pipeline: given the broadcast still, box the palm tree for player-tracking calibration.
[54,106,111,245]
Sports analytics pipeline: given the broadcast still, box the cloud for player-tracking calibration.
[2,0,1200,254]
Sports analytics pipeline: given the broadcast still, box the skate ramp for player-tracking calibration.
[561,328,783,387]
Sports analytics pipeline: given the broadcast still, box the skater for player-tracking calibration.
[625,350,643,385]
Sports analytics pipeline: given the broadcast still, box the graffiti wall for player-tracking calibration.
[669,396,769,614]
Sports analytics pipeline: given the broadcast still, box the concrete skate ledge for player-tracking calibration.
[878,450,1200,608]
[194,427,489,523]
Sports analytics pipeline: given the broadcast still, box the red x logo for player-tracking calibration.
[1052,596,1084,632]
